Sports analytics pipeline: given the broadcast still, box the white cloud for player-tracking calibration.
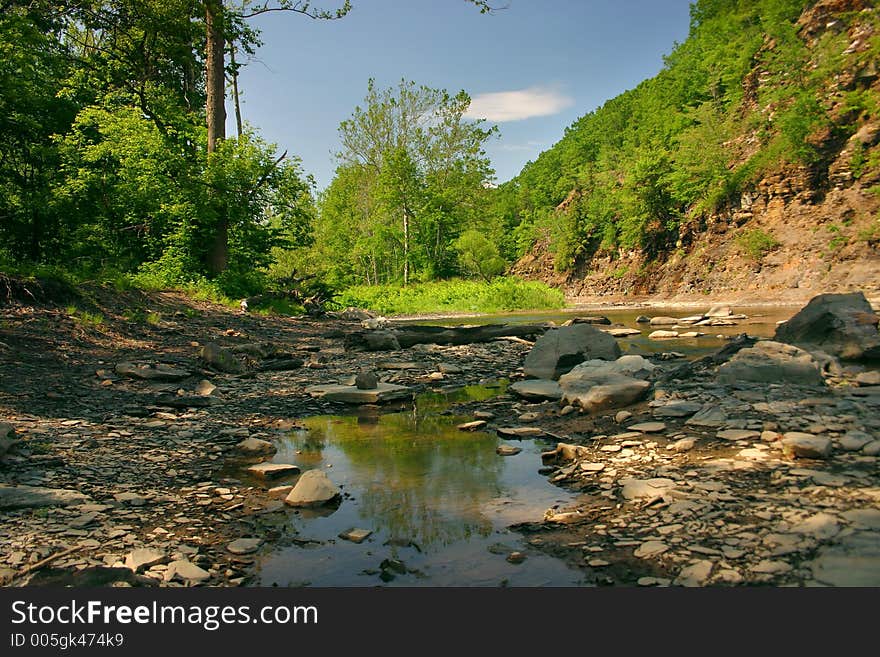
[465,86,574,122]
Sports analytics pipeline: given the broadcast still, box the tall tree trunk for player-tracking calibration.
[230,43,243,137]
[402,208,409,286]
[205,0,228,275]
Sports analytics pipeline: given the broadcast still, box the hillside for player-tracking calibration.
[499,0,880,304]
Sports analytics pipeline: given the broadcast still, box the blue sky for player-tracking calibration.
[235,0,695,190]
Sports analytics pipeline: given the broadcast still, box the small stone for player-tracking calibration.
[716,429,760,441]
[518,412,541,422]
[339,528,372,543]
[165,559,210,583]
[579,462,606,473]
[751,560,792,575]
[588,559,610,567]
[227,538,262,555]
[629,422,666,433]
[761,430,781,442]
[124,548,165,572]
[457,420,487,431]
[113,492,147,506]
[634,541,668,558]
[615,411,633,423]
[648,330,679,339]
[781,433,832,459]
[856,371,880,386]
[863,441,880,456]
[506,551,526,564]
[496,445,522,456]
[355,371,379,390]
[674,560,714,587]
[473,411,495,420]
[268,485,294,499]
[235,437,276,456]
[838,431,872,451]
[559,405,576,416]
[246,463,300,478]
[668,437,696,452]
[195,380,217,396]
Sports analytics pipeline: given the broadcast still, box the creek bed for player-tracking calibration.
[254,306,793,586]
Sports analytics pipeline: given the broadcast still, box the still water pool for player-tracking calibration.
[256,383,587,586]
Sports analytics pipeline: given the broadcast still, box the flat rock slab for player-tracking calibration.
[306,382,413,404]
[717,341,824,386]
[781,432,832,459]
[496,445,522,456]
[227,538,263,555]
[509,379,563,401]
[0,485,90,510]
[652,401,703,418]
[716,429,761,441]
[674,560,715,587]
[124,548,165,572]
[686,405,727,427]
[339,528,373,543]
[115,362,190,381]
[604,328,642,337]
[246,463,301,478]
[629,422,667,433]
[235,437,277,455]
[634,541,669,558]
[648,330,679,339]
[809,532,880,586]
[164,559,210,583]
[620,477,677,501]
[457,420,487,431]
[375,361,422,370]
[497,427,545,438]
[284,469,341,508]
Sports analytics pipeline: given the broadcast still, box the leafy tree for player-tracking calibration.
[314,79,497,286]
[455,230,505,281]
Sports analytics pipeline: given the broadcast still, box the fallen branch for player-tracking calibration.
[4,545,83,585]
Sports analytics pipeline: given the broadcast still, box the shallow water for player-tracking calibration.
[406,305,796,356]
[256,384,587,586]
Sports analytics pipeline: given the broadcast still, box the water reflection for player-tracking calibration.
[275,399,507,548]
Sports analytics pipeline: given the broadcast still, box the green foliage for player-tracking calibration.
[308,79,498,287]
[335,277,564,315]
[487,0,879,273]
[66,305,105,328]
[455,230,506,281]
[735,228,780,260]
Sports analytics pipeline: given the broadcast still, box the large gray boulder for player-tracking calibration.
[717,340,824,386]
[523,324,620,380]
[774,292,880,361]
[558,357,652,412]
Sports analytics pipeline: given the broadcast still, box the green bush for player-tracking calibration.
[735,228,780,260]
[335,277,565,315]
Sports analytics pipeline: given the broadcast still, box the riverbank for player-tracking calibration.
[1,287,878,586]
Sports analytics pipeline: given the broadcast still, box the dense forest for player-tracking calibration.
[2,0,878,308]
[493,0,880,275]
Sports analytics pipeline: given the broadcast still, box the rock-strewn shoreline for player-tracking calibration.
[1,288,878,586]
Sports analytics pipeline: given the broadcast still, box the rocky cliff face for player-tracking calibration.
[512,0,880,305]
